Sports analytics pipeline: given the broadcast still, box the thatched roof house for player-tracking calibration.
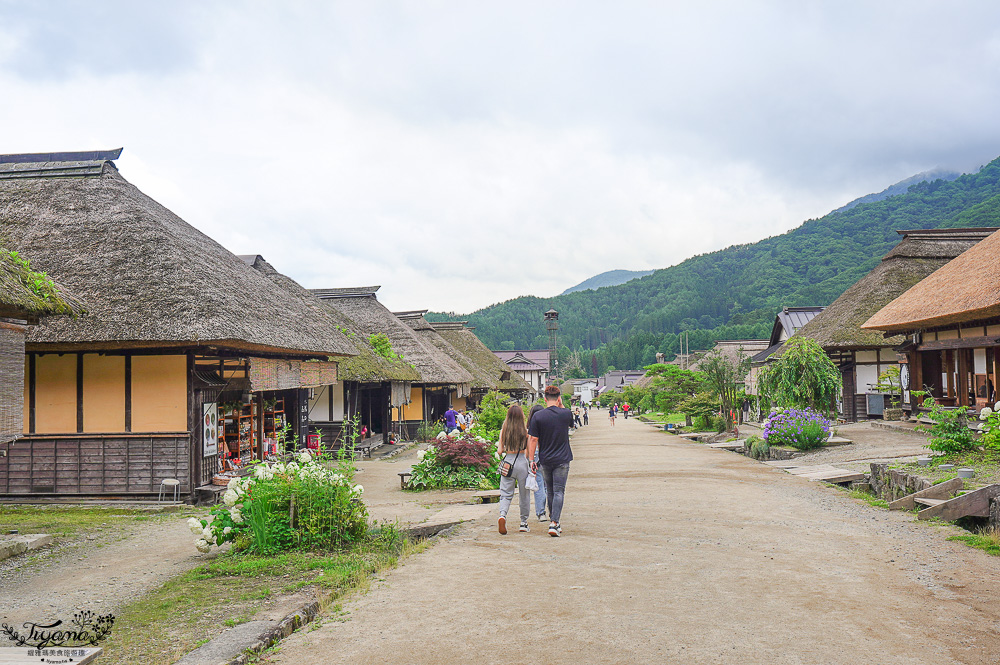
[791,228,995,420]
[862,229,1000,411]
[689,340,769,372]
[0,149,356,498]
[429,322,533,395]
[0,150,355,358]
[312,287,469,386]
[863,228,1000,333]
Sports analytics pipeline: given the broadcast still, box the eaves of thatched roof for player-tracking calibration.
[0,247,84,321]
[863,228,1000,333]
[430,322,534,393]
[239,261,416,383]
[689,340,769,371]
[395,312,479,387]
[0,151,355,357]
[793,228,995,349]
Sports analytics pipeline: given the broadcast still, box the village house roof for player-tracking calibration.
[689,340,769,371]
[752,307,826,363]
[311,287,470,385]
[495,349,550,371]
[793,228,996,350]
[862,228,1000,333]
[393,312,480,390]
[0,150,356,357]
[237,261,418,383]
[496,351,548,372]
[429,322,534,393]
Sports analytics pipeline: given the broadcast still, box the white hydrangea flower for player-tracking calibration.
[436,431,447,441]
[201,527,215,544]
[298,450,313,463]
[416,450,426,460]
[227,477,241,490]
[223,489,239,506]
[995,401,1000,411]
[187,517,203,535]
[223,526,232,535]
[195,538,211,553]
[230,507,243,524]
[353,484,364,495]
[981,407,993,420]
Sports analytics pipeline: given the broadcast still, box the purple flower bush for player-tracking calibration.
[763,408,831,451]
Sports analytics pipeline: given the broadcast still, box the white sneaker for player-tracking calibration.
[519,522,529,532]
[548,522,560,537]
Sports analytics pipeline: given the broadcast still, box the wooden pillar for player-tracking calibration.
[383,382,391,444]
[993,346,1000,403]
[911,353,923,406]
[256,392,264,461]
[957,349,970,407]
[945,351,955,401]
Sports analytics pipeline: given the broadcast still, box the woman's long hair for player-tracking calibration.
[527,404,544,429]
[500,404,528,453]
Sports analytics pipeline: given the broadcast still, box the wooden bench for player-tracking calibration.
[194,484,227,506]
[472,490,502,504]
[398,471,412,489]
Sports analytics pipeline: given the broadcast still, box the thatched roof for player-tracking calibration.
[313,288,469,385]
[237,263,416,382]
[793,228,996,349]
[689,340,769,371]
[393,309,473,386]
[429,322,534,393]
[863,228,1000,333]
[0,247,84,321]
[0,150,355,357]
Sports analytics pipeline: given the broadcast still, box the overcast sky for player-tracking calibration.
[3,2,1000,313]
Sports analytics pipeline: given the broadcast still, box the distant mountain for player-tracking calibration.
[833,168,963,214]
[561,269,655,295]
[429,158,1000,371]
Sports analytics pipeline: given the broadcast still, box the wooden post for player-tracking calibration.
[256,392,264,461]
[945,350,955,401]
[382,382,391,445]
[993,345,1000,404]
[957,349,970,407]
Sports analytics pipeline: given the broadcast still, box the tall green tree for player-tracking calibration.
[757,337,840,414]
[697,351,752,431]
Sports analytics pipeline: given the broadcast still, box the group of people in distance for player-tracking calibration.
[606,401,629,427]
[442,405,474,434]
[496,385,574,538]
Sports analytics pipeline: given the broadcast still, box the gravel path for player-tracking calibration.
[262,414,1000,665]
[0,512,208,628]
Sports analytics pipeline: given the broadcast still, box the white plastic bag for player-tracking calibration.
[525,472,539,491]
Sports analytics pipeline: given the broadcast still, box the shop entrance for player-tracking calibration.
[356,384,386,437]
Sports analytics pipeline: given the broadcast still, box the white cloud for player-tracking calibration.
[2,2,1000,312]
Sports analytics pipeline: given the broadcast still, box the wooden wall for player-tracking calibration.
[0,433,191,495]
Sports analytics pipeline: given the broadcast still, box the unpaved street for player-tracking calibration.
[265,413,1000,665]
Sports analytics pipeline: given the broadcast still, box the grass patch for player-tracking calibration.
[99,527,418,665]
[891,449,1000,488]
[0,505,183,538]
[847,489,889,509]
[947,528,1000,556]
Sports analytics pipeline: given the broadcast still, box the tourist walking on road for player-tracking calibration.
[444,406,459,434]
[574,407,582,428]
[528,385,574,537]
[582,406,589,425]
[622,402,630,419]
[609,404,616,426]
[527,405,547,522]
[497,404,532,535]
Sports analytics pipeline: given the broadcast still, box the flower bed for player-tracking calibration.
[189,450,369,554]
[406,431,500,490]
[763,408,831,451]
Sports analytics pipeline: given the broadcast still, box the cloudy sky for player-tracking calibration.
[3,2,1000,313]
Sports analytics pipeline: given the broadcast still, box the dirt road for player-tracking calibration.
[264,413,1000,665]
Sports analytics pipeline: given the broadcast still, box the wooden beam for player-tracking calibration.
[28,353,35,434]
[124,355,132,433]
[917,484,1000,521]
[887,477,963,511]
[76,353,83,434]
[958,348,970,407]
[918,336,1000,351]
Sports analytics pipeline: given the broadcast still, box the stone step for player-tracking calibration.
[913,497,947,507]
[707,440,745,450]
[0,533,54,562]
[888,477,963,511]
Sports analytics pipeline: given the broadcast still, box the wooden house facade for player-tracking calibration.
[0,150,355,500]
[791,228,995,421]
[863,228,1000,412]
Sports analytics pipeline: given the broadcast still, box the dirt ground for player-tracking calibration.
[262,415,1000,665]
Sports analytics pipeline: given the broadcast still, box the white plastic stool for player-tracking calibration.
[158,478,180,502]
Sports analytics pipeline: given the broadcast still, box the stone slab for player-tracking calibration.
[174,621,278,665]
[805,471,866,484]
[826,436,853,446]
[404,504,494,539]
[785,465,839,476]
[0,534,53,563]
[707,441,746,450]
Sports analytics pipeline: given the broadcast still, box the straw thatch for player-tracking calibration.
[429,322,534,393]
[0,247,83,321]
[793,228,995,349]
[312,288,471,385]
[239,262,416,382]
[689,340,769,371]
[0,151,355,357]
[863,228,1000,333]
[396,311,480,390]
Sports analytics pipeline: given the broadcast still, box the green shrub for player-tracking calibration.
[470,391,511,443]
[747,435,769,460]
[407,432,500,490]
[416,420,443,442]
[920,401,977,454]
[763,408,831,451]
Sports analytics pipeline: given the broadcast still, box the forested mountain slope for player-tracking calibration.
[560,269,655,295]
[429,157,1000,366]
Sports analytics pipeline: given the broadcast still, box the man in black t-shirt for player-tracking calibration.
[528,385,574,537]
